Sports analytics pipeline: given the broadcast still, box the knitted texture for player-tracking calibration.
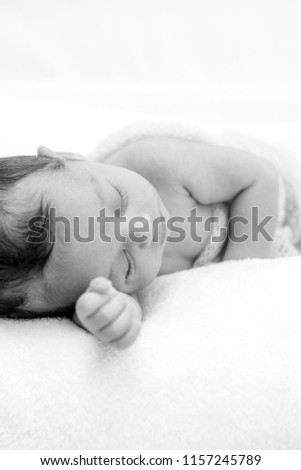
[271,176,301,257]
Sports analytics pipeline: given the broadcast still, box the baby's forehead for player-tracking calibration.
[21,156,81,194]
[16,171,59,207]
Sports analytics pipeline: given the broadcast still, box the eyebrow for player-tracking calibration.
[58,153,84,162]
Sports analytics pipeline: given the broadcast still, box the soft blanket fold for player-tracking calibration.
[0,257,301,449]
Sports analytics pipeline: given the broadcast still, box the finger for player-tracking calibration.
[98,307,132,342]
[76,291,110,320]
[87,277,117,307]
[88,277,114,296]
[111,319,142,349]
[85,293,127,331]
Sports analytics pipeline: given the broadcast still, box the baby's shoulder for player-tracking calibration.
[104,136,186,188]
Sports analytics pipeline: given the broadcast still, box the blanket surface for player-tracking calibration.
[0,257,301,449]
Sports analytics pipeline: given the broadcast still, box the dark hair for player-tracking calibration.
[0,154,75,320]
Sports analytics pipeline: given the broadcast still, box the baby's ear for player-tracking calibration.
[37,146,85,161]
[37,146,59,158]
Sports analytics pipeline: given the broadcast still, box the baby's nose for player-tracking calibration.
[124,213,153,248]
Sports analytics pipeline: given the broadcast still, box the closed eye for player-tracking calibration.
[112,183,128,215]
[123,249,135,279]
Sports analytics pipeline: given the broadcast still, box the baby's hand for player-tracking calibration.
[74,277,142,349]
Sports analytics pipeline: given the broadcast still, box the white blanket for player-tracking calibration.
[0,257,301,449]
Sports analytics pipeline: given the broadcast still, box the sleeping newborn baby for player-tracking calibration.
[0,135,299,348]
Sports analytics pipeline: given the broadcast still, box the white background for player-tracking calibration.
[0,0,300,156]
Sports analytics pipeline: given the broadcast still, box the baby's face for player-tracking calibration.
[31,153,169,307]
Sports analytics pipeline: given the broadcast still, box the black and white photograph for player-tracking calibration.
[0,0,300,465]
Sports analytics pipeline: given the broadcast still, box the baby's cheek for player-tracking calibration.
[137,253,162,290]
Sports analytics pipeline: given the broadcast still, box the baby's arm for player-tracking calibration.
[221,168,278,260]
[73,277,142,349]
[124,136,279,261]
[180,142,279,260]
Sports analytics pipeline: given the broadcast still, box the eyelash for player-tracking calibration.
[112,183,132,279]
[123,249,134,279]
[113,184,127,214]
